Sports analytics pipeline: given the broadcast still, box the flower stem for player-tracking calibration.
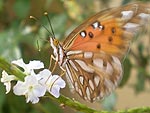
[48,94,150,113]
[47,94,100,113]
[0,57,26,81]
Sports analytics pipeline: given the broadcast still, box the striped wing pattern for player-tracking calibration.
[65,51,122,102]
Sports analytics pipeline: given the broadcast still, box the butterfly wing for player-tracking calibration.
[63,3,150,59]
[62,3,150,101]
[65,51,122,102]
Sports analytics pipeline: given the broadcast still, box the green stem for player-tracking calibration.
[118,107,150,113]
[0,57,26,81]
[47,94,101,113]
[48,94,150,113]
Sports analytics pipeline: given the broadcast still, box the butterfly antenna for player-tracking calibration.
[29,15,54,38]
[44,12,56,39]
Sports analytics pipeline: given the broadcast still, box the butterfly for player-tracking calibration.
[49,3,150,102]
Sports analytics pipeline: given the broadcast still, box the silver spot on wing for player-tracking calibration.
[86,87,91,100]
[89,80,94,90]
[65,64,74,83]
[84,52,93,58]
[92,21,100,29]
[69,60,78,71]
[139,13,150,19]
[79,75,84,85]
[94,75,100,87]
[138,13,150,23]
[93,58,104,68]
[74,82,79,92]
[75,60,94,73]
[123,22,139,32]
[112,56,123,85]
[66,50,82,56]
[106,62,113,75]
[78,88,83,96]
[80,31,86,38]
[65,64,75,92]
[121,10,134,20]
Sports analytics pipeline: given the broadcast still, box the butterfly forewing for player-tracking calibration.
[53,3,150,102]
[63,3,150,57]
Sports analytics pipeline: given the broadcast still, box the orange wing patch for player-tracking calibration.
[69,19,125,57]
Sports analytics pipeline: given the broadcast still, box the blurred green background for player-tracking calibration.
[0,0,150,113]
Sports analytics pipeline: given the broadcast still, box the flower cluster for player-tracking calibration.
[0,59,66,104]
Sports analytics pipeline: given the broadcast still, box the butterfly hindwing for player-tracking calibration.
[65,51,122,102]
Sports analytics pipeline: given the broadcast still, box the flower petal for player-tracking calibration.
[26,91,40,104]
[12,59,44,75]
[36,69,52,84]
[12,59,27,70]
[49,86,60,98]
[47,75,66,88]
[24,74,38,86]
[13,81,27,95]
[13,74,46,104]
[27,60,44,70]
[53,75,66,88]
[46,75,66,98]
[1,70,17,94]
[38,69,51,77]
[1,71,16,83]
[4,82,11,94]
[33,84,46,97]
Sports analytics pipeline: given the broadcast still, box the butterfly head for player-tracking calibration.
[50,37,65,66]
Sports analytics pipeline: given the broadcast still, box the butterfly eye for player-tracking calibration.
[53,39,59,46]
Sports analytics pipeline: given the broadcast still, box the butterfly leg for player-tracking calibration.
[49,54,56,70]
[49,54,58,73]
[49,55,59,74]
[49,54,66,76]
[51,61,58,73]
[60,69,66,77]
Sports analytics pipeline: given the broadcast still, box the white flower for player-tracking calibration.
[47,74,66,98]
[12,59,44,75]
[37,69,66,98]
[13,74,46,104]
[1,70,17,94]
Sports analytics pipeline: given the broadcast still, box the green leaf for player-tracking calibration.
[135,70,145,93]
[13,0,30,19]
[119,58,132,87]
[101,93,117,111]
[138,43,148,66]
